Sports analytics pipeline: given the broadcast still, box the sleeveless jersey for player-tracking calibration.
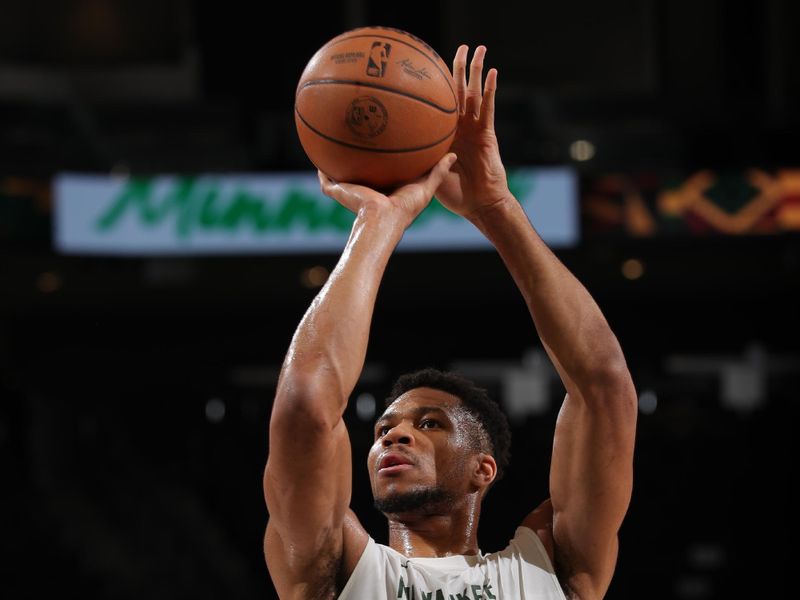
[338,526,567,599]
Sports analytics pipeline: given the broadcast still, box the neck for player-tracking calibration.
[386,493,482,557]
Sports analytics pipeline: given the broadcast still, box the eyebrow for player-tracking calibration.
[374,405,450,426]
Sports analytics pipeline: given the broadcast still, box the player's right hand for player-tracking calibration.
[318,152,457,229]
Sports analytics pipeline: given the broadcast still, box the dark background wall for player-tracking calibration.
[1,1,798,598]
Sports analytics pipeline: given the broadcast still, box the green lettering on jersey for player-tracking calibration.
[397,575,410,599]
[394,579,495,600]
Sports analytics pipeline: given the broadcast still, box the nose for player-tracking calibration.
[382,422,414,447]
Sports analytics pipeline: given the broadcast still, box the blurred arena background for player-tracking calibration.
[0,1,797,598]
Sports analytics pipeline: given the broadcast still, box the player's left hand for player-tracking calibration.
[435,45,511,220]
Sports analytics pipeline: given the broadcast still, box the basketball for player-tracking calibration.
[294,26,458,189]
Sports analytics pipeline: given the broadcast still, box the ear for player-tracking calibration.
[471,453,497,492]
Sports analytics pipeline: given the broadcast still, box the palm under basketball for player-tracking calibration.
[294,26,458,188]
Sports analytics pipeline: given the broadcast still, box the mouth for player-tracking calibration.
[378,453,414,475]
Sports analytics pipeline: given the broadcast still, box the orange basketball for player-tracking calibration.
[295,26,458,189]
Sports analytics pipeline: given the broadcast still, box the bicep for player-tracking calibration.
[263,397,353,567]
[549,378,637,593]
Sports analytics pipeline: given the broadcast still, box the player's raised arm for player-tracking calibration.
[263,154,456,594]
[472,199,637,598]
[435,45,637,598]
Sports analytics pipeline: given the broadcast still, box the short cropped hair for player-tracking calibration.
[385,368,512,481]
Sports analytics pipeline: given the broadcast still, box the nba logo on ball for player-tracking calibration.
[295,26,458,188]
[367,42,391,77]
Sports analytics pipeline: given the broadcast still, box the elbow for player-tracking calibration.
[582,357,638,418]
[597,355,634,389]
[271,370,345,433]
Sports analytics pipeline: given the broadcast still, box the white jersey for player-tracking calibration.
[338,526,567,600]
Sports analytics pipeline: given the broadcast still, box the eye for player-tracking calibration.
[420,419,440,429]
[376,425,391,437]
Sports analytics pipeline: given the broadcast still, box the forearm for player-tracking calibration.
[470,196,625,385]
[276,204,405,424]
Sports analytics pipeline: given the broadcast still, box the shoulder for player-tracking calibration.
[265,509,370,599]
[519,497,556,564]
[473,514,567,600]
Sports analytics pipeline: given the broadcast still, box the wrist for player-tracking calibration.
[466,192,521,229]
[355,201,410,239]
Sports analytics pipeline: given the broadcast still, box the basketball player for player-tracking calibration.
[264,45,637,599]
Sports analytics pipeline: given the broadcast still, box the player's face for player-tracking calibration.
[368,388,478,512]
